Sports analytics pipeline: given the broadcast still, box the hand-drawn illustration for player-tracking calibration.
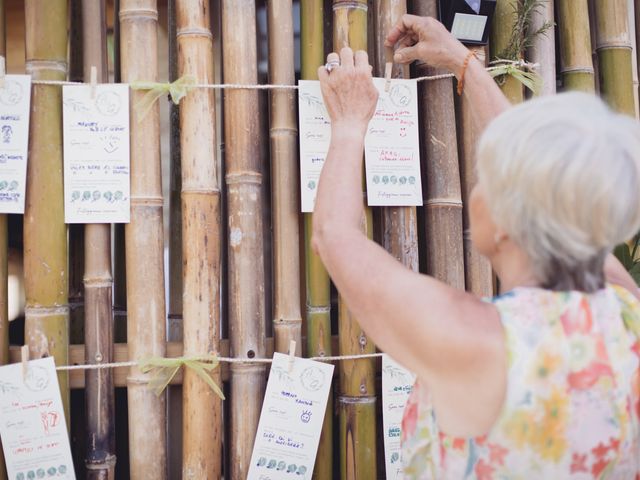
[270,365,293,386]
[276,461,286,471]
[95,90,122,116]
[100,134,121,154]
[103,191,113,202]
[300,410,312,424]
[286,464,297,473]
[8,181,18,191]
[24,365,50,392]
[0,79,23,106]
[0,381,18,396]
[62,99,89,114]
[36,469,45,478]
[71,191,80,202]
[256,457,267,467]
[2,125,13,144]
[267,459,276,469]
[92,190,101,201]
[299,92,327,116]
[389,84,411,108]
[0,181,7,191]
[300,366,325,392]
[40,411,60,436]
[296,465,307,475]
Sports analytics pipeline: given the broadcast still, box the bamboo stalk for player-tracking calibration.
[81,1,116,478]
[222,1,267,477]
[593,0,636,115]
[557,0,596,92]
[408,0,464,288]
[333,2,378,478]
[456,47,494,297]
[166,1,183,478]
[119,1,167,478]
[176,1,222,478]
[24,0,70,424]
[491,0,524,103]
[526,0,556,95]
[269,0,303,357]
[300,1,334,478]
[627,0,639,117]
[375,1,420,275]
[0,3,8,478]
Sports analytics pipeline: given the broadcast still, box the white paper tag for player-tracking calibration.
[451,13,488,42]
[298,79,423,211]
[0,357,75,479]
[247,352,334,480]
[365,78,423,207]
[382,354,416,480]
[63,84,130,223]
[0,75,31,214]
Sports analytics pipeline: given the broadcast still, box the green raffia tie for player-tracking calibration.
[490,63,542,96]
[138,353,225,399]
[130,74,197,121]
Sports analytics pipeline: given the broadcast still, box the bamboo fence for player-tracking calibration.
[0,1,638,478]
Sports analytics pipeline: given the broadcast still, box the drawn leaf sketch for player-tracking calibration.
[270,365,294,385]
[383,364,409,384]
[63,98,90,114]
[299,93,327,115]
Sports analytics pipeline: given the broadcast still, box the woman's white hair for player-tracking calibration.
[477,92,640,291]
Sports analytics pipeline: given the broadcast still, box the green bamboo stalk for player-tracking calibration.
[526,0,556,95]
[626,0,638,117]
[23,0,70,425]
[593,0,636,115]
[301,3,333,478]
[557,0,596,92]
[491,0,524,103]
[333,2,377,478]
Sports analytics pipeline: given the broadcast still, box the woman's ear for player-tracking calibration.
[493,228,508,247]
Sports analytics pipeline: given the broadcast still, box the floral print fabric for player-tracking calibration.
[401,285,640,479]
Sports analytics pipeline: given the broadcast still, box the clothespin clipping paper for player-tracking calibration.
[90,66,98,99]
[288,340,296,373]
[20,345,29,380]
[0,56,5,89]
[384,46,394,92]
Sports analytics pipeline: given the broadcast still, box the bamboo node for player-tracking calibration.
[24,305,70,317]
[176,27,213,40]
[332,1,368,12]
[119,8,158,21]
[25,60,68,75]
[225,172,263,185]
[338,395,376,405]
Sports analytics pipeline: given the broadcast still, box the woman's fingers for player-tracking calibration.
[340,47,355,69]
[393,44,422,64]
[326,52,340,65]
[354,50,369,70]
[385,14,423,46]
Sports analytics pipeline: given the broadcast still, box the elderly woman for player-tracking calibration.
[313,15,640,479]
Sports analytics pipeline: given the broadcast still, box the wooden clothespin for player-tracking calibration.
[384,46,394,92]
[90,66,98,99]
[0,56,6,89]
[288,340,296,373]
[21,345,29,380]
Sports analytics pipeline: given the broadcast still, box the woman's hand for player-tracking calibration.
[385,15,469,75]
[317,48,378,136]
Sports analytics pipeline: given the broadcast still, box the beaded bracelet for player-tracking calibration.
[457,50,477,96]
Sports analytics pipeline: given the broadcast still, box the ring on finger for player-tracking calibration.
[325,60,340,72]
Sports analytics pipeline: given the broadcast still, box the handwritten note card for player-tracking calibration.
[382,354,416,479]
[63,84,130,223]
[0,75,31,214]
[248,353,334,480]
[298,79,423,212]
[0,357,75,480]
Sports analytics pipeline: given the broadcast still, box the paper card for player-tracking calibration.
[382,354,416,480]
[365,78,423,207]
[247,353,334,480]
[0,75,31,214]
[62,84,130,223]
[297,79,423,212]
[0,357,75,480]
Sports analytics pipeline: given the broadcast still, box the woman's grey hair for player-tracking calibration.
[477,92,640,292]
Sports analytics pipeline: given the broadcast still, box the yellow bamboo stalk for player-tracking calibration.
[409,0,465,288]
[268,0,302,354]
[222,1,267,477]
[557,0,596,92]
[627,0,639,117]
[300,1,334,478]
[176,0,222,477]
[23,0,70,425]
[333,1,377,478]
[593,0,636,116]
[119,1,167,477]
[527,0,556,95]
[456,47,494,297]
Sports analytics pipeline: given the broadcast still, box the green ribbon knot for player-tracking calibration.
[130,74,197,120]
[139,353,225,400]
[489,62,542,96]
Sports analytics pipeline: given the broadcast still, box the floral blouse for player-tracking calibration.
[401,285,640,479]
